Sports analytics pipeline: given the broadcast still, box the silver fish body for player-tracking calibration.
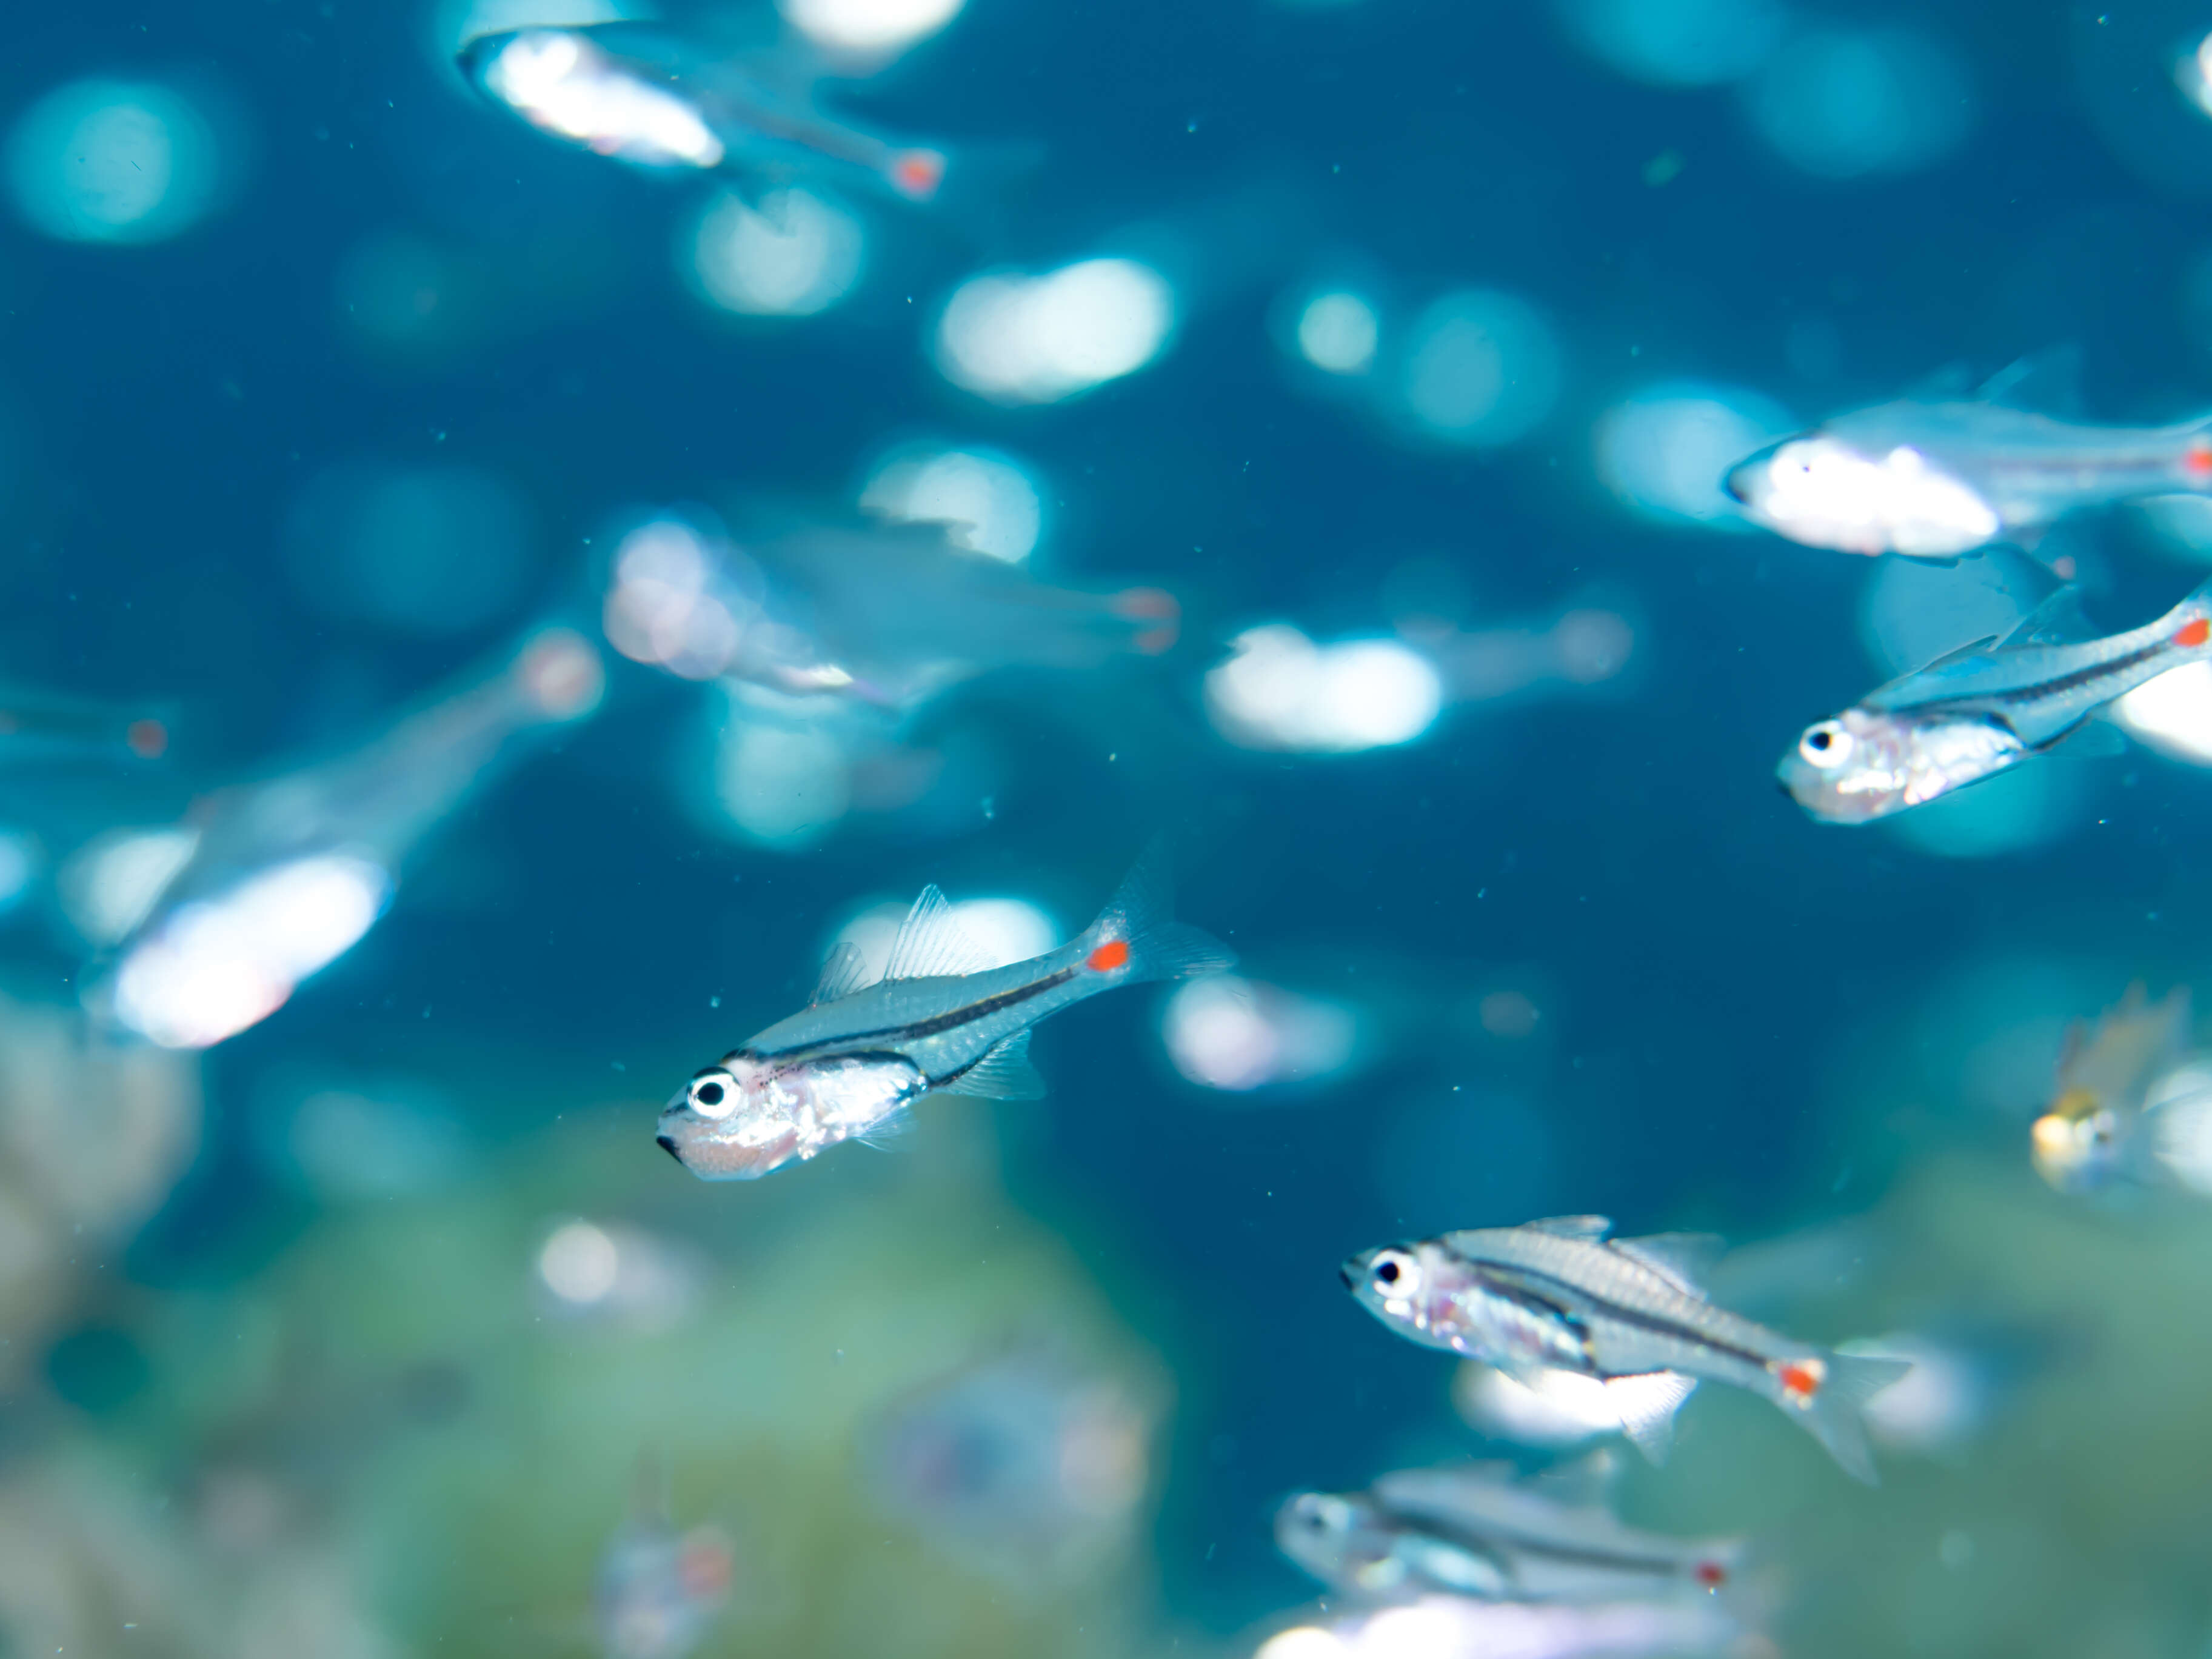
[658,849,1232,1180]
[1727,397,2212,559]
[1780,577,2212,823]
[1343,1217,1909,1481]
[1277,1467,1738,1604]
[459,24,952,202]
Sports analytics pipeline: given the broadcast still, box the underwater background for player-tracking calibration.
[12,0,2212,1654]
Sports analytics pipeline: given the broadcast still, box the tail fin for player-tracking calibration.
[2163,575,2212,649]
[1783,1349,1911,1484]
[1084,841,1235,984]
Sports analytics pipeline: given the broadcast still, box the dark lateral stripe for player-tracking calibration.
[1474,1258,1774,1372]
[1977,636,2168,710]
[751,966,1080,1058]
[1433,1524,1687,1579]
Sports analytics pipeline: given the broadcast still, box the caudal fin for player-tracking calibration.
[1083,841,1235,984]
[1777,1350,1911,1484]
[2162,574,2212,650]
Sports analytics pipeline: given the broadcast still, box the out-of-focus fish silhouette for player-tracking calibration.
[75,627,604,1049]
[2032,984,2193,1192]
[595,1461,733,1659]
[458,22,960,205]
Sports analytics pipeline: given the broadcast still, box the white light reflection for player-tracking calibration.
[935,259,1175,405]
[535,1218,699,1330]
[60,827,204,946]
[604,517,747,681]
[1398,290,1560,447]
[1554,0,1786,87]
[1255,1630,1349,1659]
[5,78,228,245]
[1743,26,1976,180]
[1295,292,1380,376]
[832,894,1058,979]
[1453,1361,1622,1447]
[2178,33,2212,119]
[480,30,723,167]
[1160,976,1360,1093]
[1594,383,1794,527]
[2113,663,2212,765]
[860,447,1042,563]
[781,0,965,56]
[111,855,392,1050]
[1268,1595,1739,1659]
[2150,1063,2212,1192]
[685,187,864,317]
[1206,625,1443,753]
[716,714,853,849]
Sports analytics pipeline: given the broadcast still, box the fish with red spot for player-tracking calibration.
[1780,575,2212,823]
[657,847,1234,1180]
[1343,1217,1911,1482]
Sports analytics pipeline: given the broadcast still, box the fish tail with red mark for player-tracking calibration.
[886,148,946,202]
[1080,839,1237,986]
[1769,1348,1911,1484]
[2165,575,2212,653]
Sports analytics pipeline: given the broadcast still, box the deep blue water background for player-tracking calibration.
[13,0,2212,1640]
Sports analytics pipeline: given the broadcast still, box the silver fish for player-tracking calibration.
[1725,357,2212,559]
[1275,1461,1740,1604]
[1780,577,2212,823]
[2033,984,2194,1193]
[459,24,953,203]
[1342,1217,1910,1482]
[658,849,1233,1179]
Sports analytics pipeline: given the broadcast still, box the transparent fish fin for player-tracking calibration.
[1523,1215,1612,1241]
[1976,343,2085,416]
[810,940,872,1006]
[857,1104,917,1150]
[1913,634,2001,673]
[2055,716,2128,758]
[1902,360,1974,401]
[1605,1372,1697,1464]
[1788,1350,1911,1485]
[1087,839,1236,983]
[883,885,994,981]
[940,1029,1047,1100]
[1526,1446,1623,1509]
[1609,1232,1725,1298]
[1997,586,2096,649]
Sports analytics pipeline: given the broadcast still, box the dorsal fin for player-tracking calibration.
[1903,360,1974,401]
[1997,587,2094,649]
[1608,1232,1724,1298]
[1522,1215,1611,1241]
[883,885,994,981]
[1976,345,2085,416]
[810,940,872,1006]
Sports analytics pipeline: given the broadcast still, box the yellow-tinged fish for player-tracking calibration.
[2031,984,2192,1192]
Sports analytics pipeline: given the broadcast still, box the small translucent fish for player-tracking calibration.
[1276,1457,1741,1605]
[657,846,1233,1180]
[1342,1217,1911,1483]
[0,692,171,766]
[1780,576,2212,823]
[1256,1593,1746,1659]
[596,1462,733,1659]
[1725,352,2212,560]
[2032,984,2193,1193]
[459,24,955,204]
[85,628,603,1049]
[603,512,1178,710]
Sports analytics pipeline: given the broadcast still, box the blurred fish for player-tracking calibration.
[1258,1593,1746,1659]
[596,1463,733,1659]
[81,628,604,1049]
[658,847,1233,1180]
[865,1344,1156,1581]
[604,512,1179,710]
[1275,1458,1740,1604]
[1343,1217,1910,1481]
[1780,578,2212,823]
[459,24,955,204]
[1725,353,2212,560]
[0,693,170,767]
[2031,984,2192,1192]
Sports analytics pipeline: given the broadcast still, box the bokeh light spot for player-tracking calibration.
[935,259,1175,405]
[1398,289,1560,446]
[685,187,865,318]
[1295,292,1380,376]
[6,78,227,244]
[1743,25,1976,179]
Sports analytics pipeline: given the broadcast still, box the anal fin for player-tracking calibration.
[1605,1371,1698,1464]
[939,1029,1047,1100]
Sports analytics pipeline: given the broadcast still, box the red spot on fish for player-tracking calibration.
[127,719,167,758]
[1777,1360,1823,1402]
[2177,618,2211,649]
[1087,940,1130,973]
[2187,437,2212,481]
[1696,1561,1726,1589]
[1113,586,1181,655]
[889,149,945,201]
[2050,555,2077,581]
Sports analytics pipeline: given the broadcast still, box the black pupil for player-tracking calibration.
[1374,1259,1400,1285]
[695,1081,725,1106]
[1807,729,1832,751]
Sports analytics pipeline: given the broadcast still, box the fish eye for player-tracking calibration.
[687,1070,737,1118]
[1799,721,1853,769]
[1369,1249,1417,1295]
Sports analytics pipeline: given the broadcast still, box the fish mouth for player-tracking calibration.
[1722,467,1751,506]
[655,1133,683,1163]
[1337,1258,1358,1290]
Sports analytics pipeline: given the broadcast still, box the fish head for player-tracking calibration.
[1777,707,2025,823]
[655,1055,803,1180]
[1273,1491,1400,1591]
[1342,1240,1464,1347]
[1725,432,2000,558]
[2031,1089,2127,1192]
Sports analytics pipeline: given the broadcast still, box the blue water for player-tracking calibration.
[10,2,2212,1655]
